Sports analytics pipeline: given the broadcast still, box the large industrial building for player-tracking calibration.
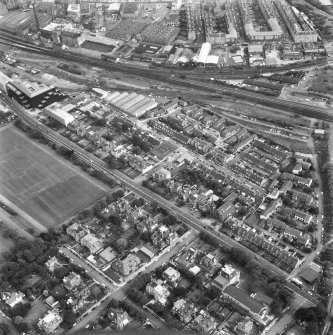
[6,80,66,109]
[274,0,318,43]
[44,101,75,126]
[198,42,212,64]
[105,91,158,118]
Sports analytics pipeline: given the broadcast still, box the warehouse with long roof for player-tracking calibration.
[105,91,158,118]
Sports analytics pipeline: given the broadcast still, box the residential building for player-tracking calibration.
[128,155,154,174]
[260,199,282,220]
[217,200,236,220]
[108,308,130,330]
[239,0,283,41]
[99,247,117,263]
[213,264,240,290]
[112,254,141,276]
[291,190,313,205]
[172,299,199,323]
[146,279,170,305]
[66,222,87,242]
[80,233,103,254]
[1,291,25,308]
[38,310,63,333]
[284,226,302,240]
[190,310,217,334]
[163,267,181,287]
[201,253,219,270]
[292,163,303,175]
[280,180,293,194]
[151,225,177,249]
[236,318,254,334]
[294,176,312,187]
[63,272,81,290]
[154,167,172,181]
[281,172,295,181]
[275,0,318,42]
[45,256,61,273]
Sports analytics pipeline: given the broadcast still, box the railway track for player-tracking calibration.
[0,33,332,121]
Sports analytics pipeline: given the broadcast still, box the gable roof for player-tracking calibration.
[223,285,265,315]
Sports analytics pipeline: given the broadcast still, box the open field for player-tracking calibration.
[0,231,14,257]
[0,127,106,227]
[308,66,333,94]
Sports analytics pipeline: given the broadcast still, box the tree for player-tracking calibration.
[61,308,76,329]
[54,266,70,280]
[12,302,31,317]
[15,322,28,333]
[150,302,164,315]
[206,286,221,300]
[174,286,187,298]
[109,214,122,226]
[270,299,283,316]
[0,323,10,335]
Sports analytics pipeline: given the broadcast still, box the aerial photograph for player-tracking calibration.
[0,0,332,334]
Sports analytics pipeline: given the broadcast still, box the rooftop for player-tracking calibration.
[12,80,52,98]
[223,285,265,315]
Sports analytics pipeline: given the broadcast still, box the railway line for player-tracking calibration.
[0,28,327,78]
[0,33,332,121]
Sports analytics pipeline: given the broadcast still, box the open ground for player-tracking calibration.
[0,126,107,228]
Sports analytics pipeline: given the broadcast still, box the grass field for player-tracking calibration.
[0,127,106,227]
[308,66,333,94]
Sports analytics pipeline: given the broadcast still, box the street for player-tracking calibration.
[265,294,313,335]
[66,231,197,332]
[59,247,118,292]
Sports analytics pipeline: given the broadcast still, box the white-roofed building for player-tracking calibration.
[189,265,201,275]
[44,102,75,126]
[67,4,80,17]
[163,267,181,287]
[1,291,25,308]
[198,42,211,64]
[122,94,145,110]
[38,310,63,333]
[0,70,11,93]
[146,279,170,305]
[108,3,121,14]
[206,55,219,65]
[12,80,51,98]
[110,92,129,104]
[81,233,103,254]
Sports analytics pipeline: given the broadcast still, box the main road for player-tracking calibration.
[0,93,320,309]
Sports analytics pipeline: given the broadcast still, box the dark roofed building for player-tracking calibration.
[223,285,268,324]
[299,263,322,285]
